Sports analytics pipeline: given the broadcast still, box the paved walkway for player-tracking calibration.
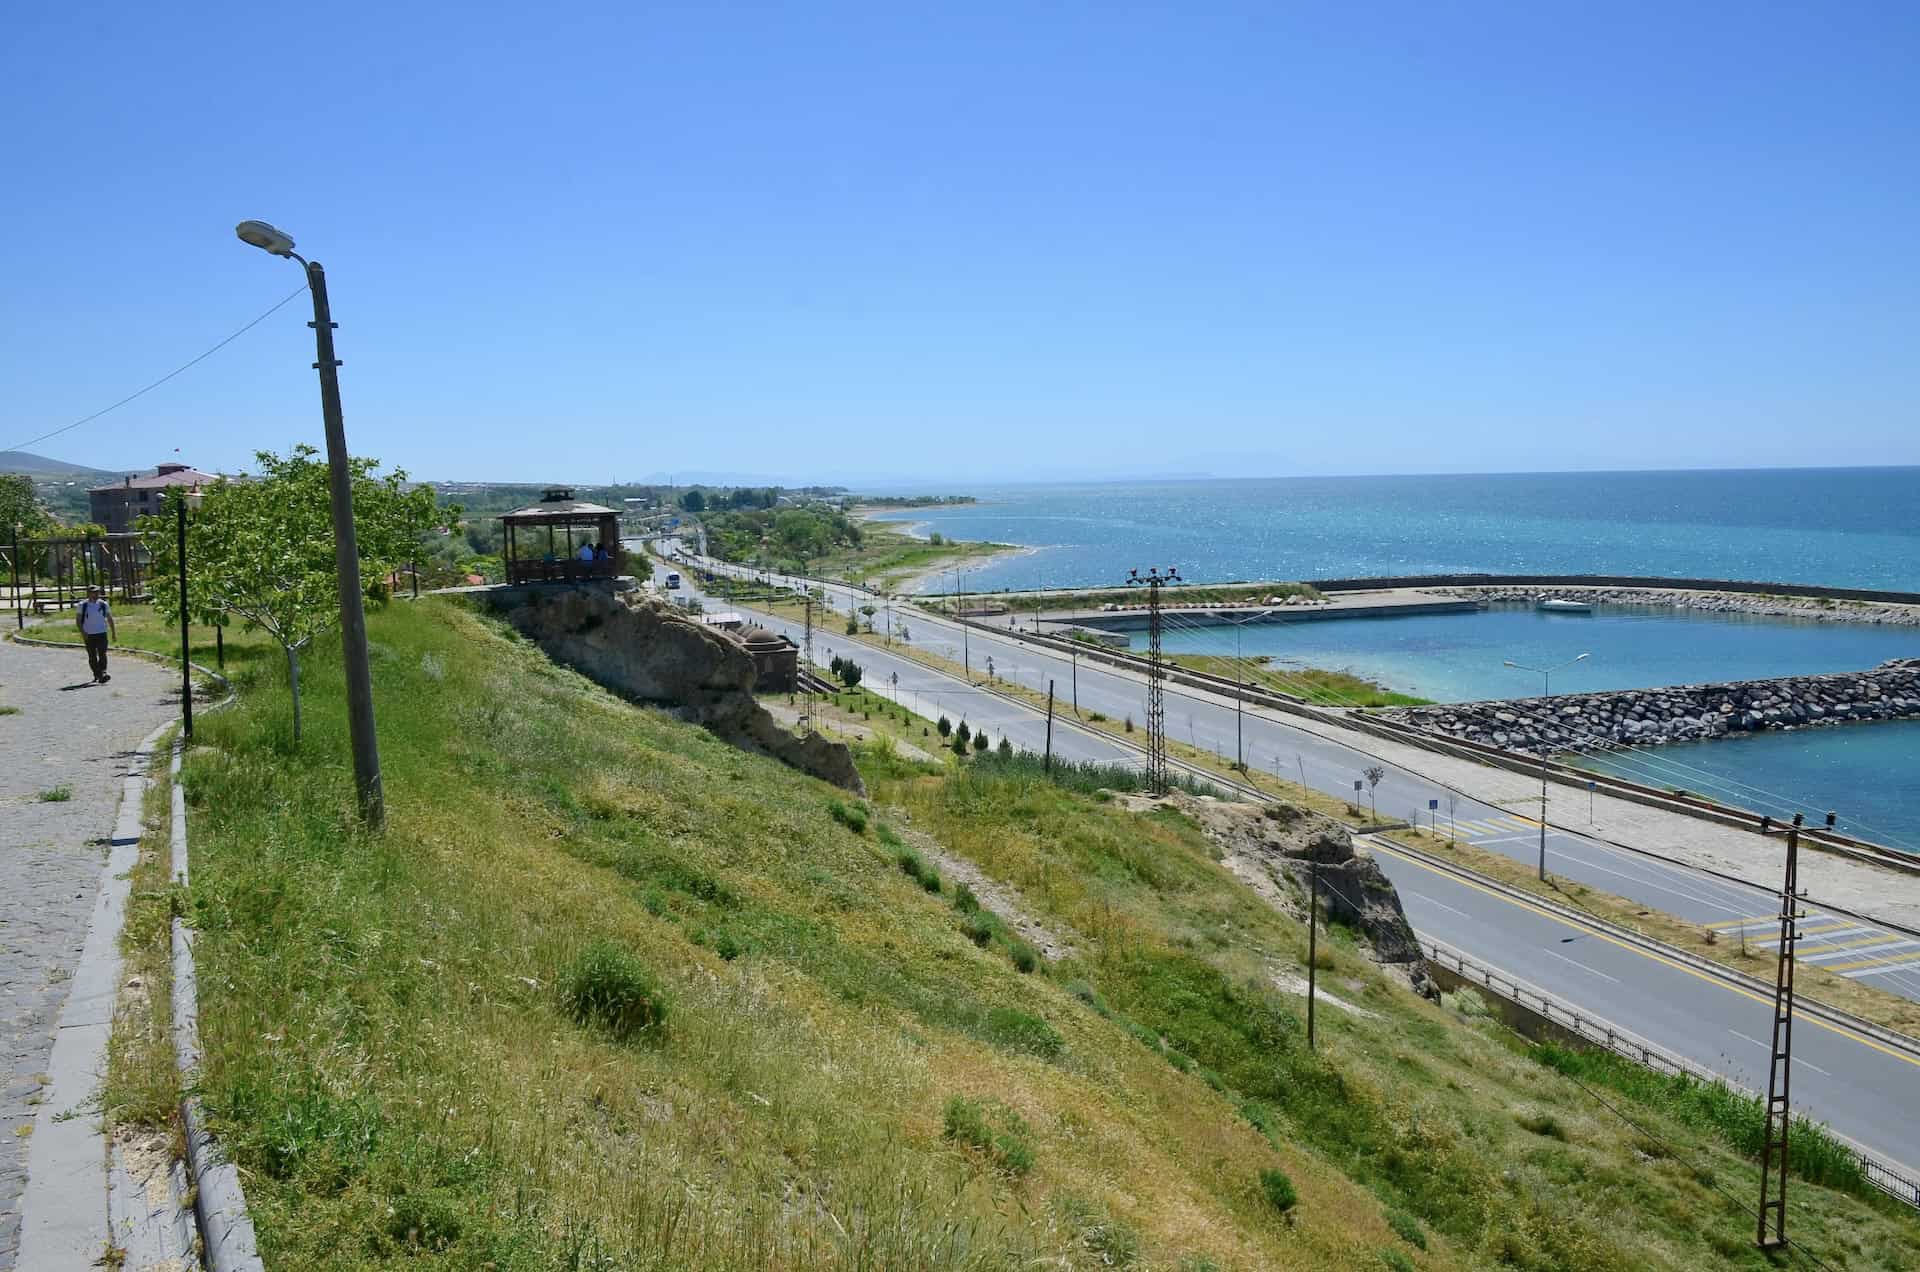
[0,635,176,1270]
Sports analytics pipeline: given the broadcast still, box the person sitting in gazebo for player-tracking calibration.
[576,540,596,563]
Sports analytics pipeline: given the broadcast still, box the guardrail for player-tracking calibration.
[1420,934,1920,1210]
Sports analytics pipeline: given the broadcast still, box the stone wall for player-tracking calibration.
[1379,659,1920,758]
[492,586,864,793]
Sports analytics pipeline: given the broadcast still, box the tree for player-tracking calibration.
[955,720,971,745]
[680,489,706,513]
[142,447,441,742]
[1,474,53,537]
[937,715,952,738]
[838,658,862,689]
[997,737,1013,758]
[972,731,989,752]
[1363,765,1386,823]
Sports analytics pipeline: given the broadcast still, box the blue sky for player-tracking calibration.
[3,2,1917,485]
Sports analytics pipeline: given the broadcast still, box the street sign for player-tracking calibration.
[1428,798,1439,810]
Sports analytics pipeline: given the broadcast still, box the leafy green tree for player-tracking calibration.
[839,659,862,689]
[1,474,53,536]
[972,731,989,753]
[937,715,952,738]
[679,489,706,513]
[142,447,441,741]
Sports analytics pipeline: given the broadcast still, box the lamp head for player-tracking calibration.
[1503,660,1520,668]
[1574,652,1591,662]
[235,219,297,257]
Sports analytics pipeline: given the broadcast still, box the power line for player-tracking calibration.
[3,283,310,456]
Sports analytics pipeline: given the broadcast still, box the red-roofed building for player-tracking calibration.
[88,462,218,532]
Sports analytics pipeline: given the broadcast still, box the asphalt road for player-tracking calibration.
[651,545,1920,1175]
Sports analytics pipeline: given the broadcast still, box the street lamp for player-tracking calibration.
[1503,652,1589,880]
[235,219,384,829]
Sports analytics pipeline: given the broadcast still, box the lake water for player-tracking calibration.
[868,469,1920,850]
[870,468,1920,594]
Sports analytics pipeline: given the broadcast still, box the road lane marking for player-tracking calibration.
[1823,946,1920,973]
[1845,958,1920,980]
[1709,913,1791,930]
[1400,891,1469,920]
[1366,840,1920,1072]
[1727,1030,1834,1076]
[1542,949,1621,984]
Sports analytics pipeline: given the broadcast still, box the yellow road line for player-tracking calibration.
[1800,933,1905,956]
[1369,841,1920,1071]
[1708,913,1787,930]
[1791,920,1861,938]
[1823,947,1920,973]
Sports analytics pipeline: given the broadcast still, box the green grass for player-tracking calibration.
[1169,653,1432,708]
[36,785,71,802]
[138,597,1920,1270]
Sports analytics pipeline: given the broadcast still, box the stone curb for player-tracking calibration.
[167,741,262,1272]
[14,719,177,1270]
[1381,835,1920,1062]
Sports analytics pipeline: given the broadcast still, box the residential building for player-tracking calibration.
[88,462,217,532]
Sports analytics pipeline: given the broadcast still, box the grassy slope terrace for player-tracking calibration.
[135,600,1918,1269]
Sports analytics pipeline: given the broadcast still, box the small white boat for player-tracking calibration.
[1536,598,1593,614]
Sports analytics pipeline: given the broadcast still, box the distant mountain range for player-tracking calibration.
[0,450,126,479]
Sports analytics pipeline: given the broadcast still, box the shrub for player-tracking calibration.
[896,847,929,883]
[1386,1209,1426,1250]
[1123,716,1134,732]
[1009,942,1040,974]
[826,799,868,834]
[942,1095,1035,1177]
[1259,1167,1298,1215]
[972,731,989,752]
[952,882,981,914]
[1380,1251,1415,1272]
[963,912,996,946]
[997,737,1013,757]
[955,720,971,744]
[562,941,667,1041]
[37,785,72,803]
[1515,1112,1568,1141]
[983,1006,1063,1059]
[937,715,952,737]
[951,733,969,757]
[1088,710,1107,722]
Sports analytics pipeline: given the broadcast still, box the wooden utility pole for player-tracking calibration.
[1045,679,1055,772]
[1758,812,1804,1251]
[1307,861,1319,1050]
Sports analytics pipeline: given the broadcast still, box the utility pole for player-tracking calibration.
[1124,567,1180,795]
[1758,812,1804,1252]
[802,595,815,733]
[1504,653,1587,881]
[1071,644,1079,715]
[1234,618,1245,771]
[1045,679,1055,773]
[175,495,193,740]
[1307,861,1319,1050]
[11,525,21,630]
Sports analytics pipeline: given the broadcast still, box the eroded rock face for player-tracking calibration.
[1171,794,1424,967]
[495,587,864,793]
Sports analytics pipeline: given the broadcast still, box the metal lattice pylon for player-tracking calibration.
[1757,811,1804,1251]
[1125,567,1180,794]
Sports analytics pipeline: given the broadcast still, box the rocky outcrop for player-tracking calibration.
[495,586,864,793]
[1381,659,1920,759]
[1170,794,1425,968]
[1431,585,1920,627]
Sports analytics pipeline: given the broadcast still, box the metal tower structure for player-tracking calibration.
[1757,811,1804,1251]
[1125,566,1180,794]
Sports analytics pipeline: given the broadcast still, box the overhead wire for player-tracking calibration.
[3,283,311,456]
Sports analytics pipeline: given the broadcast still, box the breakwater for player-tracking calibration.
[1430,583,1920,627]
[1378,659,1920,758]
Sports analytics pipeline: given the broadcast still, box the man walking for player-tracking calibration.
[75,586,116,683]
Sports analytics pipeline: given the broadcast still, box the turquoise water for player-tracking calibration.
[1142,604,1920,851]
[1575,723,1920,854]
[867,468,1920,849]
[872,468,1920,593]
[1146,605,1920,705]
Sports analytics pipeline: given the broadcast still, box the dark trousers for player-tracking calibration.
[84,632,109,680]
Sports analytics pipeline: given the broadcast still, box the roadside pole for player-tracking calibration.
[176,495,193,739]
[1045,679,1055,773]
[11,524,21,630]
[1307,861,1319,1050]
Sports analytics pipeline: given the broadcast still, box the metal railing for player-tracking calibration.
[1420,934,1920,1209]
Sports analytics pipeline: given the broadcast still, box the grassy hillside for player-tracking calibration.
[116,599,1919,1269]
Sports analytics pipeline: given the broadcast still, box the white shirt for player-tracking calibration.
[79,599,111,635]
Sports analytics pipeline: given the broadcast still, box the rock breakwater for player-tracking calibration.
[1431,585,1920,627]
[1380,659,1920,758]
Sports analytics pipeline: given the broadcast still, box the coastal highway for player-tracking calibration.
[649,547,1920,1177]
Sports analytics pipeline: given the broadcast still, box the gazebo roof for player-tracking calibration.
[501,487,617,522]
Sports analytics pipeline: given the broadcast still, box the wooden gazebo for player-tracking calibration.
[500,488,623,585]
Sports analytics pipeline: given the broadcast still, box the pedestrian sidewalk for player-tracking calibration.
[0,634,179,1270]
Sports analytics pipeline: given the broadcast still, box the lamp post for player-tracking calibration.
[1503,652,1588,880]
[235,219,384,829]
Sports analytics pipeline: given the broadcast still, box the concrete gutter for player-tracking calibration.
[167,741,262,1272]
[14,720,176,1269]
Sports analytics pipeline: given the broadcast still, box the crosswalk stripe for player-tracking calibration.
[1844,958,1920,980]
[1802,937,1909,962]
[1822,946,1920,972]
[1709,913,1786,930]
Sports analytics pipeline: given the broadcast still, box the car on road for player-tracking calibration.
[665,571,682,590]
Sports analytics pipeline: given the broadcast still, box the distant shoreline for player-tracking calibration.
[850,505,1033,595]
